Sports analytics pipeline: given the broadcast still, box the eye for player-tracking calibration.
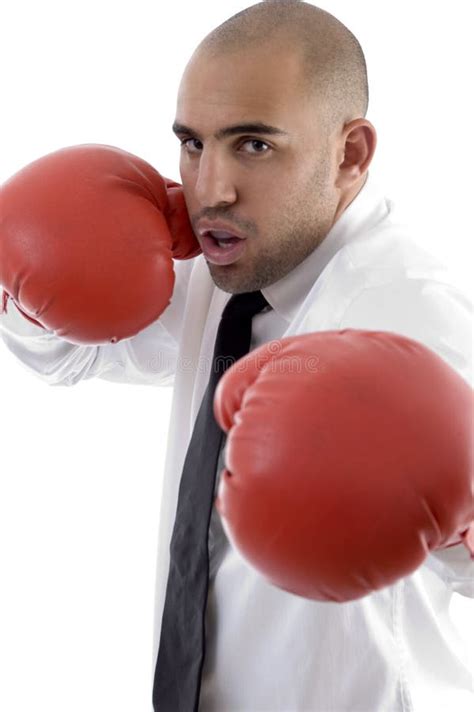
[240,139,271,155]
[179,138,203,153]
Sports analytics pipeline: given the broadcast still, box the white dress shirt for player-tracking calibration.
[0,173,472,711]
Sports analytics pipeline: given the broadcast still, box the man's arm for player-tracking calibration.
[338,276,473,596]
[0,257,194,388]
[0,144,200,388]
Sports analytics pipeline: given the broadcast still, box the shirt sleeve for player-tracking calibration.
[338,276,474,597]
[0,258,195,388]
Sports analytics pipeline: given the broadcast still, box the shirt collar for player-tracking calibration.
[261,172,390,323]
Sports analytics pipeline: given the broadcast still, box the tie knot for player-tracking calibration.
[221,290,271,321]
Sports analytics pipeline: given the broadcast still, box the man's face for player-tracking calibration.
[174,45,341,293]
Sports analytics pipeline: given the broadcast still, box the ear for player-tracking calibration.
[335,119,377,190]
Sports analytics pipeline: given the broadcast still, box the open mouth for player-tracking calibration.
[201,231,247,265]
[209,232,242,249]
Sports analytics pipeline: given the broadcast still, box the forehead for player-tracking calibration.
[176,47,311,130]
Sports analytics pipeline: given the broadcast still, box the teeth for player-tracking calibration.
[209,230,238,239]
[205,230,241,249]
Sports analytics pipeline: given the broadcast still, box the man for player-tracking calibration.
[0,1,472,710]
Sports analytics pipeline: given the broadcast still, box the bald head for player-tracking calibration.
[196,0,368,134]
[175,0,377,293]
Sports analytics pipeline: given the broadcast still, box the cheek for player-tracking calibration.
[179,172,198,212]
[252,179,297,223]
[249,174,292,217]
[179,156,196,188]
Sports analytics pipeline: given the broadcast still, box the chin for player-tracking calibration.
[208,259,269,294]
[209,270,253,295]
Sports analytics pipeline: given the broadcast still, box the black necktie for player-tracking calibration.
[152,290,271,712]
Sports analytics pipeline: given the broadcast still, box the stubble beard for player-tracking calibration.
[209,186,335,294]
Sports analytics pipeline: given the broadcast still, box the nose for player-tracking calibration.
[194,147,237,208]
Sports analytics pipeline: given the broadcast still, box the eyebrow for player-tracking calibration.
[171,121,289,141]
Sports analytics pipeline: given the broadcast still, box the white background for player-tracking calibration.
[0,1,472,710]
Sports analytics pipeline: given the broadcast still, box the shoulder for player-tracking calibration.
[302,228,472,384]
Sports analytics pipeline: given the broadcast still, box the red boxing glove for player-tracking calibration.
[213,330,474,602]
[0,144,201,344]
